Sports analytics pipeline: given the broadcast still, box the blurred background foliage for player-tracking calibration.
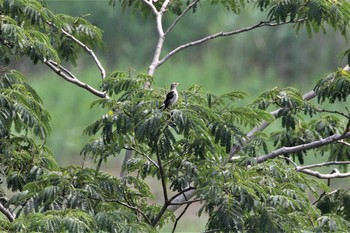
[11,0,347,168]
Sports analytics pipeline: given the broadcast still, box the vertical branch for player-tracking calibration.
[150,153,169,226]
[121,0,172,176]
[122,0,199,177]
[120,149,133,177]
[156,153,168,202]
[142,0,171,83]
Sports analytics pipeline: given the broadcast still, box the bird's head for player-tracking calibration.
[170,82,180,90]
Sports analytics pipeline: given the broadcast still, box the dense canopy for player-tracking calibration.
[1,0,350,232]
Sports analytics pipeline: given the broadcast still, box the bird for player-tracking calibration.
[159,82,180,110]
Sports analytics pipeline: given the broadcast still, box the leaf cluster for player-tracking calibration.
[1,0,350,231]
[315,69,350,104]
[197,160,332,232]
[250,82,350,165]
[0,70,50,139]
[2,166,157,232]
[0,0,103,65]
[79,71,350,231]
[256,0,350,36]
[0,69,58,197]
[83,71,269,176]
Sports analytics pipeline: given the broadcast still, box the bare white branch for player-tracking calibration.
[43,59,107,98]
[46,21,106,80]
[296,168,350,179]
[142,0,171,85]
[296,161,350,171]
[256,131,350,163]
[60,29,106,79]
[142,0,158,15]
[280,156,350,179]
[338,139,350,147]
[158,19,307,70]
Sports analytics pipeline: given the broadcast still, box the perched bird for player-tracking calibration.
[159,82,179,110]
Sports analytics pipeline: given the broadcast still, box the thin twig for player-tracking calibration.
[296,161,350,171]
[317,108,350,119]
[280,155,350,179]
[312,190,338,205]
[278,156,298,167]
[164,0,200,36]
[61,29,106,79]
[171,203,191,233]
[90,197,151,224]
[123,146,159,169]
[168,187,195,203]
[338,139,350,147]
[150,153,169,226]
[151,187,195,226]
[151,203,168,226]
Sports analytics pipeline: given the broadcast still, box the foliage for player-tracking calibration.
[0,0,103,65]
[1,0,350,232]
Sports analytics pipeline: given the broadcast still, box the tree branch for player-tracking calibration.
[123,146,159,170]
[158,18,307,69]
[43,59,107,98]
[338,139,350,147]
[256,131,350,164]
[298,168,350,179]
[0,202,15,222]
[317,108,350,120]
[46,21,106,80]
[157,154,168,203]
[60,29,106,80]
[312,189,339,205]
[164,0,200,36]
[280,156,350,179]
[151,187,195,226]
[168,199,201,205]
[142,0,170,79]
[150,153,169,226]
[296,161,350,171]
[92,197,151,224]
[171,203,191,233]
[142,0,158,15]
